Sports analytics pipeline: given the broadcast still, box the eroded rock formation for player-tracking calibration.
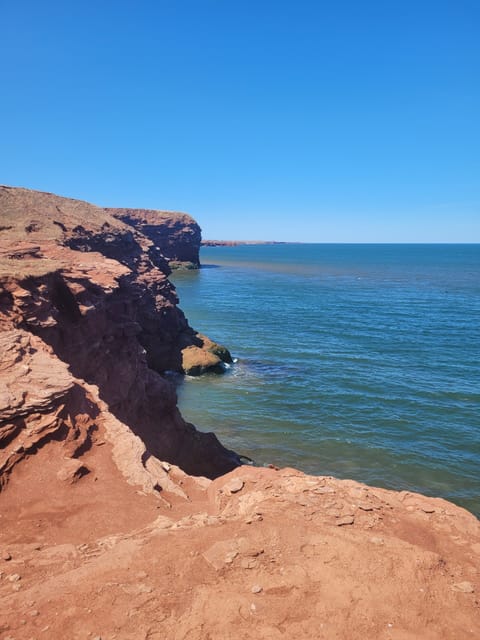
[109,207,202,269]
[0,185,239,479]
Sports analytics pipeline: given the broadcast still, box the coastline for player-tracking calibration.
[202,240,291,247]
[174,242,480,518]
[0,187,479,638]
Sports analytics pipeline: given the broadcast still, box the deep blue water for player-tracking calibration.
[171,244,480,517]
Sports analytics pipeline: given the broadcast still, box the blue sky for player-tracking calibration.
[1,1,479,241]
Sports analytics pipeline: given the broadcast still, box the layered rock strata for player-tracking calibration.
[0,185,239,479]
[109,207,202,268]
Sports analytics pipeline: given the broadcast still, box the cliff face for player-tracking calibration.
[0,185,239,479]
[109,207,202,268]
[1,186,479,639]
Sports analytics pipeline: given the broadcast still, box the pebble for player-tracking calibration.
[224,551,238,564]
[226,478,244,494]
[251,585,263,594]
[29,610,40,617]
[241,558,257,569]
[8,574,21,582]
[357,504,374,512]
[336,515,354,526]
[2,551,12,561]
[452,581,475,593]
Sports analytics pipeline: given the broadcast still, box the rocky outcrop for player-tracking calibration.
[182,333,233,376]
[109,207,202,268]
[0,461,479,639]
[0,185,240,479]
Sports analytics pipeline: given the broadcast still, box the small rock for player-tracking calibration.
[8,574,21,582]
[56,459,90,484]
[225,478,244,494]
[357,504,373,512]
[2,551,12,561]
[29,610,39,617]
[241,558,257,569]
[224,551,238,564]
[336,515,354,526]
[315,486,336,495]
[251,585,263,594]
[452,581,475,593]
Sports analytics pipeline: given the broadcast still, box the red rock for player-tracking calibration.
[108,207,202,268]
[0,185,240,479]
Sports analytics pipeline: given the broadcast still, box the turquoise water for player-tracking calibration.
[171,244,480,517]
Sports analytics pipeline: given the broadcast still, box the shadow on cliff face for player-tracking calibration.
[1,185,242,479]
[21,271,242,479]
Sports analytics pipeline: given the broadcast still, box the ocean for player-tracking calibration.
[171,244,480,517]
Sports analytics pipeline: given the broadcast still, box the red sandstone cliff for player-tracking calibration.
[109,207,202,269]
[0,186,479,639]
[0,185,238,478]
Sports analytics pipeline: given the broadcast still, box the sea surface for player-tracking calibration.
[171,244,480,517]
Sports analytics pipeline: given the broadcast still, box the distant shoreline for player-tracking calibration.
[201,241,480,246]
[201,240,291,246]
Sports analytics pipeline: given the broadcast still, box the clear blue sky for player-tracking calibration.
[1,1,479,242]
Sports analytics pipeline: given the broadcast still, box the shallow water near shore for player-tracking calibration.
[171,244,480,517]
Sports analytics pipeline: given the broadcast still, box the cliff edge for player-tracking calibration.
[109,207,201,269]
[0,185,238,478]
[0,186,479,639]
